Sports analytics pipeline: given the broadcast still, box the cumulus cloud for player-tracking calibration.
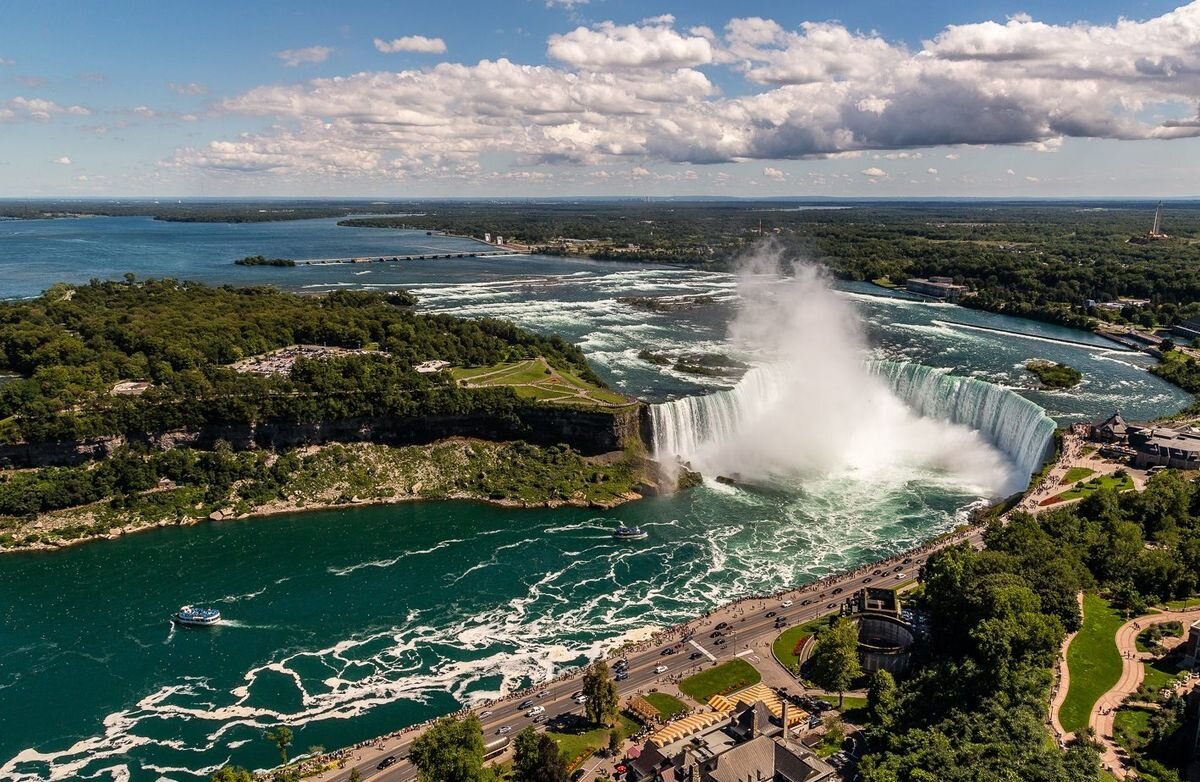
[546,0,588,7]
[275,46,332,67]
[374,36,447,54]
[0,57,14,66]
[168,82,209,95]
[53,156,71,165]
[174,4,1200,181]
[762,166,787,180]
[926,167,938,174]
[861,167,887,177]
[548,19,714,69]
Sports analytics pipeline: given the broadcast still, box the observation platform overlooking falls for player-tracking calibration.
[293,249,527,265]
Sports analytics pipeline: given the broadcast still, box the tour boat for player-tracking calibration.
[613,526,649,541]
[173,605,221,626]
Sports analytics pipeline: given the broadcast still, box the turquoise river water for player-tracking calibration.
[0,216,1190,781]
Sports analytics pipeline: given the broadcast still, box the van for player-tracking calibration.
[654,664,668,674]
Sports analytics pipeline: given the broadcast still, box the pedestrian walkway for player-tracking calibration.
[1049,593,1083,743]
[1090,610,1196,779]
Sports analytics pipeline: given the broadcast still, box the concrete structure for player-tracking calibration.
[905,276,969,302]
[856,614,915,674]
[1091,411,1131,443]
[1172,317,1200,342]
[1127,425,1200,469]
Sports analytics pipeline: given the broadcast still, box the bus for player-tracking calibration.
[484,737,510,761]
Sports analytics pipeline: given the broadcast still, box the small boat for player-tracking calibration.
[173,605,221,626]
[613,526,649,541]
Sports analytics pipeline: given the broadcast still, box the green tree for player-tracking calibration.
[866,669,897,732]
[608,728,621,755]
[808,618,862,706]
[512,726,541,781]
[349,768,362,782]
[582,660,619,727]
[210,767,254,782]
[264,726,293,766]
[527,734,569,782]
[409,714,487,782]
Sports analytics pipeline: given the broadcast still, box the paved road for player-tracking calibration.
[313,538,958,782]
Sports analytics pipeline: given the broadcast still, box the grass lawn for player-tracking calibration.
[773,625,812,671]
[642,692,688,719]
[837,695,870,725]
[1141,655,1186,695]
[679,659,762,702]
[549,713,641,769]
[1046,474,1134,504]
[1061,467,1096,484]
[1159,595,1200,610]
[1112,707,1154,753]
[451,358,634,408]
[1060,593,1125,734]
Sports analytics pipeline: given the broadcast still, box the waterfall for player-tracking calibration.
[649,360,1055,491]
[867,361,1056,481]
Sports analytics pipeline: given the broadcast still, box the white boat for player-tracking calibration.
[613,526,648,541]
[173,605,221,626]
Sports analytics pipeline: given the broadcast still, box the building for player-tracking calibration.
[1091,411,1131,443]
[414,360,450,374]
[1171,317,1200,341]
[905,277,969,302]
[1127,425,1200,469]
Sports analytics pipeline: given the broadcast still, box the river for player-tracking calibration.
[0,215,1189,781]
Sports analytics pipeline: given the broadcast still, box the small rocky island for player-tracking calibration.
[1026,359,1082,389]
[234,254,295,267]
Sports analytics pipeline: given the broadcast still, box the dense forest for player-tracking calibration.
[864,471,1200,781]
[0,278,600,443]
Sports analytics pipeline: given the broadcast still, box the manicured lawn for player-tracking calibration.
[1112,707,1154,753]
[451,358,634,408]
[1159,595,1200,610]
[679,659,762,702]
[1061,467,1096,484]
[837,695,870,725]
[1141,655,1186,695]
[1060,593,1125,734]
[773,625,812,671]
[549,713,641,769]
[642,691,688,719]
[1045,474,1134,505]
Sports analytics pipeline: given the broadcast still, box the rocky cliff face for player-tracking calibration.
[0,404,647,468]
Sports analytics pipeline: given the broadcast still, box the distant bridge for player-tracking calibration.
[294,249,526,266]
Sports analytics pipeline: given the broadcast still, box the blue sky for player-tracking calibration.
[1,0,1198,197]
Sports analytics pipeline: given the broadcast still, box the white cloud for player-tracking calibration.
[0,97,90,122]
[861,167,888,177]
[53,156,71,165]
[374,36,447,54]
[275,46,332,67]
[762,166,787,180]
[0,57,14,66]
[548,20,714,69]
[926,167,938,174]
[1006,168,1016,175]
[1025,175,1040,182]
[173,4,1200,181]
[168,82,209,96]
[545,0,588,7]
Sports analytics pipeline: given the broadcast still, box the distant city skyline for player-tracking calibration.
[2,0,1199,197]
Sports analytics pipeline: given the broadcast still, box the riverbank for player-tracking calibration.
[0,439,678,553]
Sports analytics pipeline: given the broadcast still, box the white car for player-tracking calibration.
[654,664,668,674]
[895,572,906,580]
[573,694,588,704]
[479,710,493,718]
[526,705,546,716]
[497,725,512,734]
[781,600,793,607]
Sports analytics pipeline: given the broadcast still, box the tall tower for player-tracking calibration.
[1147,201,1169,240]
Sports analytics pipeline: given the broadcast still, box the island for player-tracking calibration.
[234,254,296,267]
[0,278,687,551]
[1026,360,1083,389]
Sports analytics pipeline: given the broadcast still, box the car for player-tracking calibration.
[689,651,704,660]
[378,755,398,770]
[873,568,882,575]
[1147,465,1167,475]
[832,587,843,595]
[781,600,793,607]
[480,710,493,718]
[570,690,583,700]
[766,611,777,617]
[526,705,545,716]
[654,664,668,673]
[893,565,904,572]
[574,694,589,704]
[571,770,587,781]
[497,725,513,734]
[710,630,723,638]
[661,647,676,655]
[537,690,549,698]
[714,638,727,646]
[827,603,836,609]
[715,621,729,630]
[896,572,907,580]
[533,715,546,723]
[613,659,628,670]
[863,577,872,584]
[801,599,812,606]
[903,557,913,564]
[816,699,834,710]
[518,699,534,709]
[774,617,788,626]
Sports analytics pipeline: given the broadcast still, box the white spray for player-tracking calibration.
[650,245,1021,497]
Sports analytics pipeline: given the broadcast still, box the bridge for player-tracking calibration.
[294,249,526,266]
